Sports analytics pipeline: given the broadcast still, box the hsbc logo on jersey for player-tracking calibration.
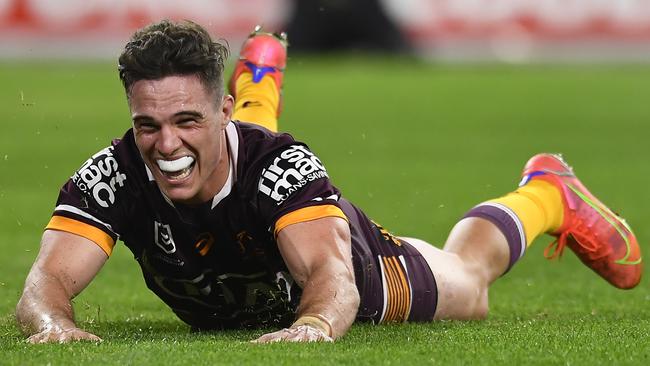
[72,146,127,208]
[154,221,177,254]
[258,145,329,204]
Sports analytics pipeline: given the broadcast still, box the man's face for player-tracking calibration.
[129,75,234,205]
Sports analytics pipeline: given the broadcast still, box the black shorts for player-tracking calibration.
[339,199,438,324]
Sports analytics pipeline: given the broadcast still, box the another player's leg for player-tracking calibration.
[229,26,287,132]
[409,153,642,320]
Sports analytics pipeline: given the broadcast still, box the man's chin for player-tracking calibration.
[159,185,199,205]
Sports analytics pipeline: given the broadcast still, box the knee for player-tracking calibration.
[453,271,489,320]
[472,300,489,319]
[470,288,489,319]
[435,273,489,320]
[450,285,489,320]
[452,257,490,319]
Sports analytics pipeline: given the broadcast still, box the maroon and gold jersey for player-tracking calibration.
[46,121,437,329]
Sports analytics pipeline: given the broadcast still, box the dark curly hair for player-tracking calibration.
[118,20,230,103]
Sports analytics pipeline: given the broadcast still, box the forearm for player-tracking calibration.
[274,216,359,342]
[16,271,77,336]
[294,263,360,339]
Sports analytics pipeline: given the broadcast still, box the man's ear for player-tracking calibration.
[220,94,235,128]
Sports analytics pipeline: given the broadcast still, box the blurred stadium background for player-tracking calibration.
[2,1,650,364]
[3,0,650,61]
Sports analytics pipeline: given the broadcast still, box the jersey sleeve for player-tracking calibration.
[46,145,128,256]
[254,143,348,235]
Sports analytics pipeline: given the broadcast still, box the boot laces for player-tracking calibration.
[544,226,607,261]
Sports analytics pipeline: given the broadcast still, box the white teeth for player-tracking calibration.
[156,156,194,173]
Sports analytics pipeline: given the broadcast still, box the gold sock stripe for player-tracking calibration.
[380,255,411,323]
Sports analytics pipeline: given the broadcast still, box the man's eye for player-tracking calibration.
[136,123,158,131]
[178,119,196,125]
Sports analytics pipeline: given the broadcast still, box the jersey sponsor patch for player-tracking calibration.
[71,146,127,208]
[154,220,177,254]
[258,145,329,204]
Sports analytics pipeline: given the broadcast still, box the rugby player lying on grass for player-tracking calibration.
[16,20,643,344]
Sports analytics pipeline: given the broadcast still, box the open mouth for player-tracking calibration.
[156,156,196,180]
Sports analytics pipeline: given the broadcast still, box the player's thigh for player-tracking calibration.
[400,237,488,320]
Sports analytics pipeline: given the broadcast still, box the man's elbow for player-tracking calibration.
[350,283,360,313]
[341,269,360,316]
[15,289,35,334]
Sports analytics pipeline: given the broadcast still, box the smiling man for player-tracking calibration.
[130,75,231,204]
[16,20,642,344]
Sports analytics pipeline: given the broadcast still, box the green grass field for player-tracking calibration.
[1,58,649,365]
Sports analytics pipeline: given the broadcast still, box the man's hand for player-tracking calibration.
[252,325,334,343]
[27,326,102,344]
[16,230,108,343]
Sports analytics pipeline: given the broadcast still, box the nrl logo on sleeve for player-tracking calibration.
[71,146,127,208]
[154,221,177,254]
[258,144,329,204]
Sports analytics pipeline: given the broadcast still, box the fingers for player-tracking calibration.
[252,325,334,344]
[27,325,335,344]
[27,328,103,344]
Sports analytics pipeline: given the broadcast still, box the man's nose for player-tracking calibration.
[157,125,182,156]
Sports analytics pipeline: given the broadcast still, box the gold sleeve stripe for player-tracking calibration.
[274,205,348,236]
[46,215,115,256]
[381,256,411,323]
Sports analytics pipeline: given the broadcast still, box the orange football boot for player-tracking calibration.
[228,25,288,117]
[520,153,642,289]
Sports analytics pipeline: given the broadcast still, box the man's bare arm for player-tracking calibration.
[254,216,360,342]
[16,230,108,343]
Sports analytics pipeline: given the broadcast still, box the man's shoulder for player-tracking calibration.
[234,121,298,153]
[231,122,334,208]
[78,129,139,163]
[234,121,300,176]
[70,129,145,208]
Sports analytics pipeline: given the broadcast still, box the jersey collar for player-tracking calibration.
[210,121,238,209]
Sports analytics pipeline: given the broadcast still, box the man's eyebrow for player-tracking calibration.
[132,111,204,124]
[132,115,154,123]
[174,110,204,119]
